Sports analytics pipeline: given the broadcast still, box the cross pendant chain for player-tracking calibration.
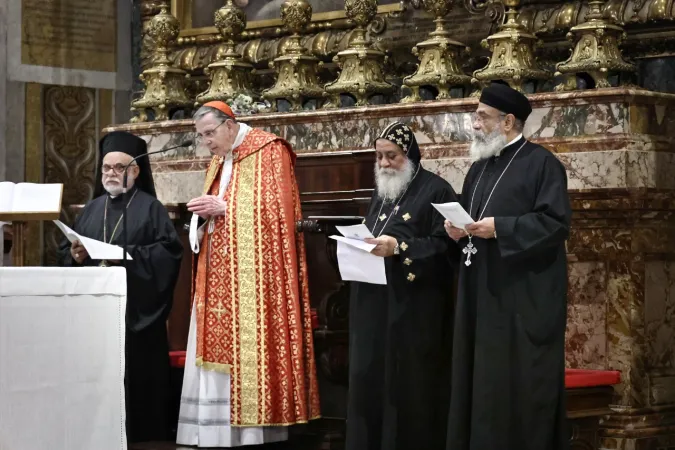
[463,238,477,266]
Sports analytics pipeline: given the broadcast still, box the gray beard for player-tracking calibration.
[374,158,416,202]
[104,183,123,197]
[470,129,508,161]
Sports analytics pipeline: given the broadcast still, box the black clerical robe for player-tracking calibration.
[57,186,183,443]
[446,137,572,450]
[347,167,458,450]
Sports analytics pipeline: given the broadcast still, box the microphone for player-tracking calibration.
[120,140,193,267]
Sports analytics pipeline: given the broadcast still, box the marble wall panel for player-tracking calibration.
[607,260,648,407]
[645,261,675,372]
[566,262,608,370]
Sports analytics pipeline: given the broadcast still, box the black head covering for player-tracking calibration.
[479,83,532,122]
[93,131,157,198]
[374,122,421,166]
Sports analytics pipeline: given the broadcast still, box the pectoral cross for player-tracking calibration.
[463,240,477,266]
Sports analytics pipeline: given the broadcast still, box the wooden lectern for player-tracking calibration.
[0,183,64,266]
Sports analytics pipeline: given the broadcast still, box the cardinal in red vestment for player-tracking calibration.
[176,101,320,448]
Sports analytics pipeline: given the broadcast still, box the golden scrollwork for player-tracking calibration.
[472,0,551,92]
[401,0,472,102]
[195,0,256,105]
[324,0,395,107]
[554,0,635,90]
[262,1,326,111]
[131,2,191,122]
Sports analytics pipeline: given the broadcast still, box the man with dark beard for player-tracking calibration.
[346,122,458,450]
[444,83,572,450]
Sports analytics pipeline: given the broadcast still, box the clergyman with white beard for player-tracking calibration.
[346,121,459,450]
[57,131,183,443]
[444,82,572,450]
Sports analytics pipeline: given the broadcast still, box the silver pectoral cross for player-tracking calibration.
[463,237,477,266]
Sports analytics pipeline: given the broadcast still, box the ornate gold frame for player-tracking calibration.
[171,0,402,36]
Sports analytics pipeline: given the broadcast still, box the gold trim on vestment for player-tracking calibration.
[202,156,221,195]
[257,148,267,423]
[229,415,323,428]
[195,357,232,374]
[227,160,239,417]
[236,151,259,425]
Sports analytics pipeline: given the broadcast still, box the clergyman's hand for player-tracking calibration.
[364,235,398,257]
[187,195,227,218]
[465,217,496,239]
[444,220,467,242]
[70,240,89,264]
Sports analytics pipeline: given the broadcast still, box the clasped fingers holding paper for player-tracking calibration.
[70,239,89,264]
[465,218,496,239]
[364,235,397,257]
[444,221,467,241]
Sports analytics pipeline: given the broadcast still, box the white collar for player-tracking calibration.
[496,133,524,157]
[232,123,251,150]
[505,133,523,148]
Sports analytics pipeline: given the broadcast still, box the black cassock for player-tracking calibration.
[347,167,458,450]
[446,137,572,450]
[57,186,183,443]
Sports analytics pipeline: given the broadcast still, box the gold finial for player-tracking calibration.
[472,0,550,93]
[195,0,255,105]
[130,2,191,122]
[323,0,395,107]
[262,1,325,111]
[554,0,635,91]
[401,0,472,102]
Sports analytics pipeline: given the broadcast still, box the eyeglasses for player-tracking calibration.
[471,112,506,123]
[195,120,228,145]
[102,163,136,174]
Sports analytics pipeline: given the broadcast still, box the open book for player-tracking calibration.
[0,182,63,216]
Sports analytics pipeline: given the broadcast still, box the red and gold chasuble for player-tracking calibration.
[192,128,320,426]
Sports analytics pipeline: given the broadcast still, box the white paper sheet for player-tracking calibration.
[329,224,386,285]
[432,202,475,230]
[53,220,133,261]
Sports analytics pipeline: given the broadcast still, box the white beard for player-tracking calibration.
[374,158,416,202]
[104,183,123,197]
[470,129,508,161]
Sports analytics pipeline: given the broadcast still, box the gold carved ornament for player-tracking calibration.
[402,0,472,102]
[554,0,635,90]
[262,1,326,111]
[472,0,551,93]
[195,0,256,105]
[324,0,395,107]
[131,2,191,122]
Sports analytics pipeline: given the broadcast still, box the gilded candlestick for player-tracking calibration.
[472,0,550,93]
[324,0,395,107]
[555,0,635,90]
[402,0,472,102]
[195,0,256,105]
[262,1,326,111]
[131,2,191,122]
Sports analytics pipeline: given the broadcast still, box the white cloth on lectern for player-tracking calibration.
[189,123,251,254]
[176,306,288,447]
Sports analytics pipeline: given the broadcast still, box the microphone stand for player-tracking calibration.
[119,140,193,269]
